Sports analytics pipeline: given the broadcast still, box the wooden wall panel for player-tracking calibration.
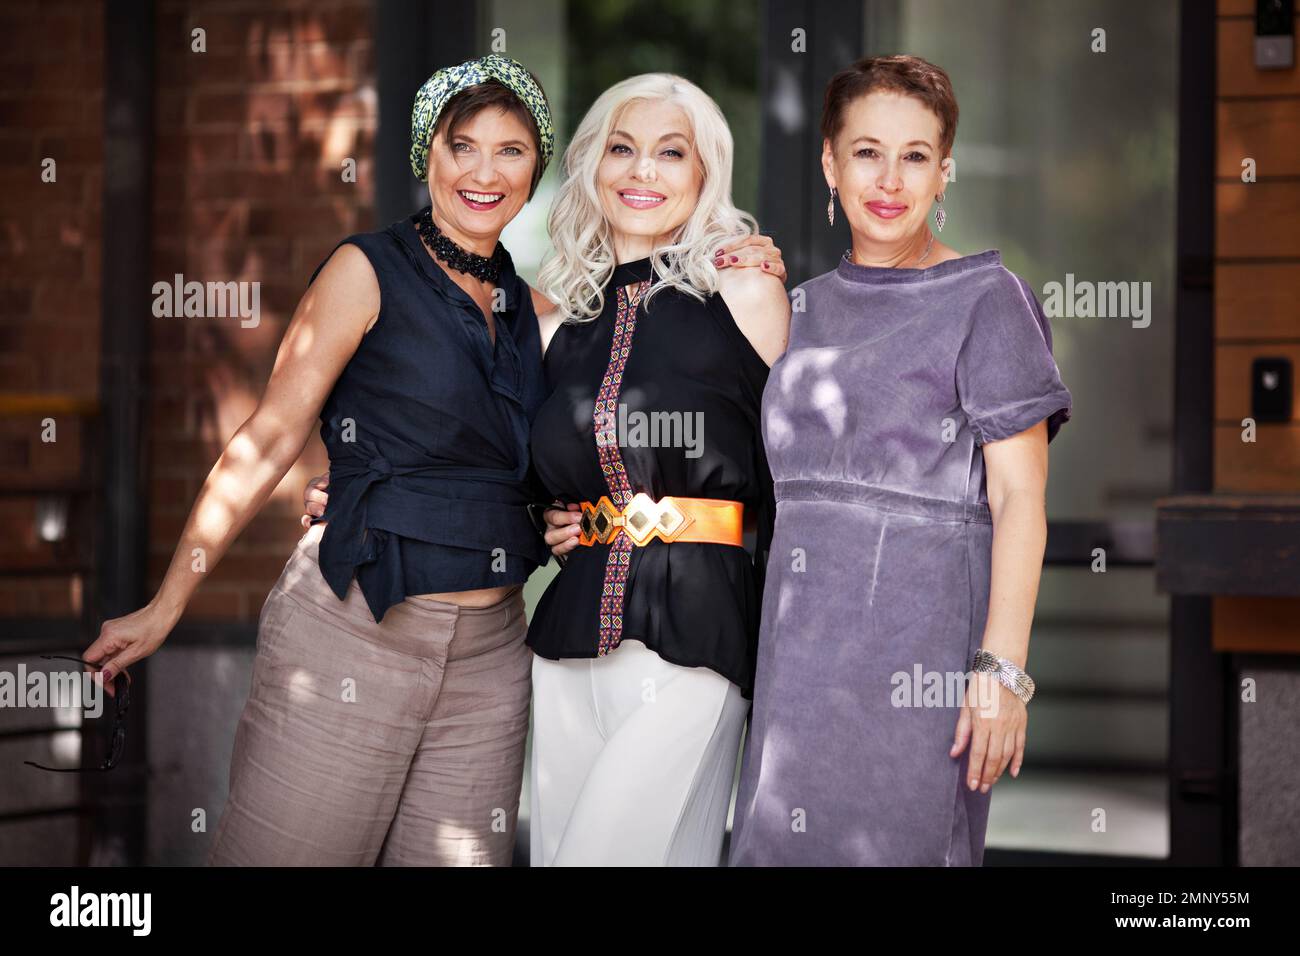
[1213,6,1300,515]
[1214,597,1300,652]
[1216,0,1253,17]
[1215,263,1300,339]
[1217,99,1300,178]
[1214,424,1300,492]
[1210,0,1300,659]
[1216,182,1300,258]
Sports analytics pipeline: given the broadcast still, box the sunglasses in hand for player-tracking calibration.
[23,655,131,773]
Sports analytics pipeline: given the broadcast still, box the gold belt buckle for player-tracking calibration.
[579,493,692,546]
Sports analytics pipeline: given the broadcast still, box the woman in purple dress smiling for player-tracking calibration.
[728,55,1072,866]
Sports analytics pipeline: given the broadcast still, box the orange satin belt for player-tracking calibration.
[576,493,744,547]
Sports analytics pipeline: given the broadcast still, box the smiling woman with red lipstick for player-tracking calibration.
[526,73,790,866]
[729,55,1073,867]
[86,56,569,867]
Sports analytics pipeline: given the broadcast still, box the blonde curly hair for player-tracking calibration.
[538,73,757,321]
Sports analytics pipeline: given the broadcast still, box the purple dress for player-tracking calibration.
[728,250,1071,866]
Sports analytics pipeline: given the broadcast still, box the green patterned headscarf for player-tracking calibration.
[409,55,554,181]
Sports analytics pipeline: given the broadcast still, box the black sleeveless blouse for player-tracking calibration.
[307,207,552,622]
[526,257,775,698]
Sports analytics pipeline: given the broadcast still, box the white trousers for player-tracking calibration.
[528,639,750,866]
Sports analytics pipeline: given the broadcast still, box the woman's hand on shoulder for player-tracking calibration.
[714,234,787,283]
[716,264,791,367]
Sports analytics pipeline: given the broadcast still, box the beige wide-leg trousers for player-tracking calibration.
[207,523,531,866]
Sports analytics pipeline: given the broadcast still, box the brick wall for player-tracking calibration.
[0,0,378,623]
[148,0,377,620]
[0,0,103,618]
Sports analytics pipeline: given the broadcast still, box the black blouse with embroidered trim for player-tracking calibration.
[307,206,552,622]
[526,257,776,698]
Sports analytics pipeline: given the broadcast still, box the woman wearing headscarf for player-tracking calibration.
[84,56,559,866]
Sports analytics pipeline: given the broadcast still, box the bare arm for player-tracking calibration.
[716,265,791,366]
[980,420,1049,670]
[951,419,1049,791]
[84,243,380,685]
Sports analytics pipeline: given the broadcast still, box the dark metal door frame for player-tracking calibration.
[375,0,481,228]
[757,0,863,286]
[1167,0,1234,866]
[88,0,157,867]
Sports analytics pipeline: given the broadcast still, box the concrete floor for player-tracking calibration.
[985,770,1169,859]
[517,726,1171,863]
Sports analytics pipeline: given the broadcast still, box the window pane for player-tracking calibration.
[873,0,1179,858]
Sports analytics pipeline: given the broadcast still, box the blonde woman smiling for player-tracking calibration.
[528,74,789,866]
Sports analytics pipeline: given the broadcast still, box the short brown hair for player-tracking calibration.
[820,55,958,157]
[431,78,547,198]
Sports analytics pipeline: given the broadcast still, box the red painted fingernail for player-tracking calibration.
[761,262,769,269]
[713,258,724,267]
[730,255,738,263]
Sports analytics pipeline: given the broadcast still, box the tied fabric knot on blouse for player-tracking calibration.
[308,209,554,623]
[323,449,397,576]
[317,442,553,622]
[315,447,421,599]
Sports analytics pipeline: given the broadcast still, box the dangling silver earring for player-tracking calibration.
[934,192,946,232]
[827,187,837,226]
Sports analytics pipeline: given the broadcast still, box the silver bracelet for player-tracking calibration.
[971,649,1035,704]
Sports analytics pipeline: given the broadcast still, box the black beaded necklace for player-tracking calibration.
[413,205,506,285]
